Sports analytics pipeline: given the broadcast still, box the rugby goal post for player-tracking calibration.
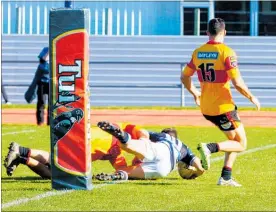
[49,7,92,190]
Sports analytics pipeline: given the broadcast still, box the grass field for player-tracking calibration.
[2,124,276,211]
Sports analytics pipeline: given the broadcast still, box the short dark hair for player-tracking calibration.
[161,128,178,139]
[208,18,225,36]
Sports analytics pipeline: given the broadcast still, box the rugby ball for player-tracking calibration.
[177,161,198,180]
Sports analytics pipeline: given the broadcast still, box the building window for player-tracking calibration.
[259,1,276,36]
[215,1,250,36]
[183,8,208,35]
[272,2,276,11]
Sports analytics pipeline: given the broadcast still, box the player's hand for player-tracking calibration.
[193,93,201,106]
[250,96,261,111]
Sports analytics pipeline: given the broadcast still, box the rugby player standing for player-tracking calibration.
[181,18,260,186]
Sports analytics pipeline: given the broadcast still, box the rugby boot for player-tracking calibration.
[217,177,242,187]
[6,157,20,176]
[97,121,125,142]
[197,143,211,170]
[4,142,20,176]
[95,170,128,181]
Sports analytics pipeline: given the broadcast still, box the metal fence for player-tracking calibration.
[1,1,142,35]
[2,35,276,106]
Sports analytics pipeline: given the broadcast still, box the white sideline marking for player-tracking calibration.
[2,144,276,209]
[2,130,36,136]
[1,181,126,209]
[1,190,73,209]
[211,144,276,162]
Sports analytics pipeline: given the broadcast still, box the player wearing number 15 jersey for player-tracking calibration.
[181,18,261,186]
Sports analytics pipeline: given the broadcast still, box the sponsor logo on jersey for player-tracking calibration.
[220,122,232,130]
[197,52,218,59]
[230,56,238,68]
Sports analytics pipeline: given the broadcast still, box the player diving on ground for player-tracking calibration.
[95,121,205,181]
[4,122,204,181]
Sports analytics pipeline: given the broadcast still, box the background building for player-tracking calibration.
[1,0,276,36]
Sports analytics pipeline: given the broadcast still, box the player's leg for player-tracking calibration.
[118,138,154,160]
[218,123,247,152]
[96,143,171,181]
[24,157,51,179]
[4,142,51,177]
[124,165,145,179]
[97,121,154,160]
[198,110,246,169]
[45,83,50,125]
[217,129,245,187]
[1,83,10,103]
[36,83,45,125]
[28,149,50,165]
[95,162,164,181]
[94,163,144,181]
[138,142,172,179]
[199,124,246,167]
[198,110,245,186]
[107,151,128,170]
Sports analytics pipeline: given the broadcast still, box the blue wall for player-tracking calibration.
[1,1,181,35]
[2,35,276,106]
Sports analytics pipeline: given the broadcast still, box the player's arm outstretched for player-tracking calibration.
[231,77,260,110]
[181,52,201,106]
[225,49,261,110]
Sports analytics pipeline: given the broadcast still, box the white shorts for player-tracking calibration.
[140,141,173,179]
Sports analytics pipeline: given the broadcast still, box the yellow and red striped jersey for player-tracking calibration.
[91,123,142,169]
[183,40,240,116]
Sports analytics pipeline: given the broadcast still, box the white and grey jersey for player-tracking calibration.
[149,132,195,171]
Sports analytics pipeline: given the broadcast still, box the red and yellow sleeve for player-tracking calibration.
[225,48,240,79]
[123,124,143,139]
[109,153,128,170]
[183,51,196,76]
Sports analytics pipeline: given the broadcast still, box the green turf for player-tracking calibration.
[2,125,276,211]
[2,104,276,111]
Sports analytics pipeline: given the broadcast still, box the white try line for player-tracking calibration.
[2,144,276,209]
[1,181,126,209]
[2,130,36,136]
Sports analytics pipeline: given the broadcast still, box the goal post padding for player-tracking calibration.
[49,8,92,190]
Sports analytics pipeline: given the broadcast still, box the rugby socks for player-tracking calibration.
[206,143,219,153]
[119,132,130,144]
[221,166,232,181]
[18,156,28,165]
[19,146,30,158]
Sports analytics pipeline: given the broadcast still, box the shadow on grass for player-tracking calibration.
[162,177,179,180]
[92,180,178,186]
[2,176,50,183]
[127,181,175,186]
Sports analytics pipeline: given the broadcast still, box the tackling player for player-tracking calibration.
[96,121,204,181]
[3,123,142,179]
[181,18,261,186]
